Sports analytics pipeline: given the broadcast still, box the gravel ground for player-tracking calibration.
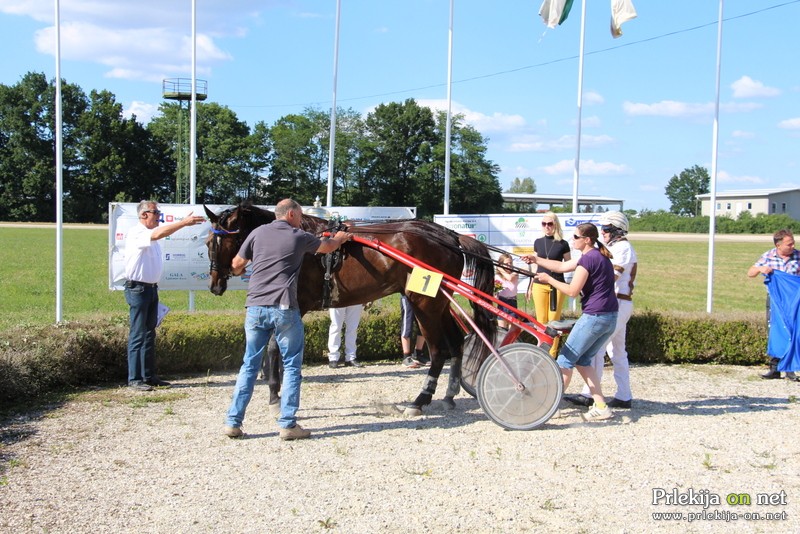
[1,362,799,533]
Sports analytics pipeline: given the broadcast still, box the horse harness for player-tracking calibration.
[318,219,348,309]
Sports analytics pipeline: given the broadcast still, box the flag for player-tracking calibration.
[765,271,800,372]
[610,0,637,38]
[539,0,576,29]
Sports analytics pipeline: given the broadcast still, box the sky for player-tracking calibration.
[1,0,799,213]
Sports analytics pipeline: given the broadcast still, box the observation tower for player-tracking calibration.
[162,78,208,204]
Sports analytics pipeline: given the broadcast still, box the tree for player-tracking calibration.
[69,89,172,222]
[327,108,366,207]
[0,72,86,221]
[264,111,328,204]
[665,165,710,216]
[436,112,503,215]
[507,177,536,194]
[149,102,257,204]
[356,99,438,214]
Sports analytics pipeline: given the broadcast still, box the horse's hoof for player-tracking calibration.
[269,403,281,418]
[403,406,423,418]
[441,397,456,410]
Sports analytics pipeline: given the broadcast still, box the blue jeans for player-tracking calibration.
[124,283,158,383]
[557,312,618,369]
[226,306,305,429]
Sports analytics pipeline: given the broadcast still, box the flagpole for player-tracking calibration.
[571,0,587,214]
[189,0,197,312]
[443,0,454,215]
[706,0,724,314]
[54,0,64,323]
[326,0,341,208]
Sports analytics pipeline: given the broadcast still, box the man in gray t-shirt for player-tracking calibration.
[224,198,350,440]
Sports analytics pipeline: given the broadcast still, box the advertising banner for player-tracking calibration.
[434,212,602,294]
[109,203,416,291]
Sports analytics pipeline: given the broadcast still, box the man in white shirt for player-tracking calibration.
[124,200,205,391]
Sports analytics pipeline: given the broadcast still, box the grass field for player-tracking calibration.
[0,226,771,331]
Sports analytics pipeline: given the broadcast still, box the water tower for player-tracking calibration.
[162,78,208,203]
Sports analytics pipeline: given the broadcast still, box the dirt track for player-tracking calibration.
[1,362,798,533]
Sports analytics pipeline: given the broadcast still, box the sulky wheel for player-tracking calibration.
[476,343,562,431]
[461,327,507,398]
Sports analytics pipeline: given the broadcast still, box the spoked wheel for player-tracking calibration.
[461,328,507,398]
[476,343,563,431]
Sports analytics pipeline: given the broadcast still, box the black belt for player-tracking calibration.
[126,280,158,288]
[617,293,632,301]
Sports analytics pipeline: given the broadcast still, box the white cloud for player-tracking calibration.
[125,101,159,124]
[509,134,613,153]
[540,159,631,176]
[33,22,229,82]
[623,100,762,117]
[731,130,755,139]
[584,91,604,105]
[416,99,527,133]
[731,75,780,98]
[4,1,265,83]
[716,171,765,184]
[778,117,800,129]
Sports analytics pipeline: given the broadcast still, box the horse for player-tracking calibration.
[204,203,496,416]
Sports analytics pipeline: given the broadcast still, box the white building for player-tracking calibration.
[697,188,800,219]
[501,193,624,213]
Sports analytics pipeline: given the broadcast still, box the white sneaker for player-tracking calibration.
[581,406,613,422]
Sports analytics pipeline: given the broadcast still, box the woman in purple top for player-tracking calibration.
[523,223,618,421]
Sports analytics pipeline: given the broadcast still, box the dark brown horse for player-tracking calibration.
[204,203,495,415]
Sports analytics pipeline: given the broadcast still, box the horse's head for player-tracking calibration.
[204,205,243,296]
[204,203,278,295]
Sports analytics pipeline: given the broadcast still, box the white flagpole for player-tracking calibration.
[189,0,197,311]
[706,0,724,314]
[443,0,454,215]
[326,0,341,208]
[571,0,587,214]
[54,0,64,323]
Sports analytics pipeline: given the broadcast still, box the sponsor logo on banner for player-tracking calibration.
[165,253,188,261]
[563,217,599,227]
[164,272,186,280]
[513,217,531,229]
[191,272,210,281]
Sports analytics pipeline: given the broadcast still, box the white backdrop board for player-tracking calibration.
[433,213,602,295]
[108,203,416,291]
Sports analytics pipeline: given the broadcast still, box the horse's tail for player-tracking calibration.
[459,234,497,363]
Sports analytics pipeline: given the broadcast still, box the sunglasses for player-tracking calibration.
[601,225,614,233]
[143,210,162,216]
[573,234,587,240]
[541,221,554,227]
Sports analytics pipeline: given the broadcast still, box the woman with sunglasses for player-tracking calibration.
[527,212,571,354]
[522,223,618,421]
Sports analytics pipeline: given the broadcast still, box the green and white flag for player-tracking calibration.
[539,0,575,29]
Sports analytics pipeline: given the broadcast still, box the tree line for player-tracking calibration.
[0,72,504,223]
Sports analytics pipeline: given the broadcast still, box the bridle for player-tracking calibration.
[209,208,243,281]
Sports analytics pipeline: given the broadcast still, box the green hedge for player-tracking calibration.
[0,308,769,407]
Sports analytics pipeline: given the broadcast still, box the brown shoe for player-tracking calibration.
[279,424,311,441]
[224,426,244,439]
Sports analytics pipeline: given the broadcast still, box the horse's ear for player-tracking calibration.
[204,205,218,224]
